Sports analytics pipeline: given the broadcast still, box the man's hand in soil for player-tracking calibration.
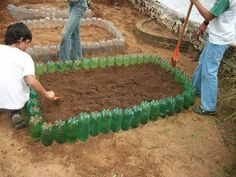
[45,91,56,100]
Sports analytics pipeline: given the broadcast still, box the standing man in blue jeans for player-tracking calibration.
[191,0,236,115]
[60,0,88,61]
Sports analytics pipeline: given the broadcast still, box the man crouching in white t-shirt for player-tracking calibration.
[0,22,56,129]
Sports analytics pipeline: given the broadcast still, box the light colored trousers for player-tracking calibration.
[192,40,229,111]
[60,2,86,61]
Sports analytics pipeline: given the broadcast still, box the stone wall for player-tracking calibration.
[128,0,236,59]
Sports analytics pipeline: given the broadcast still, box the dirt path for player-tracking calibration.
[0,1,234,177]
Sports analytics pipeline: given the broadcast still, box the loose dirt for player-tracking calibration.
[0,0,234,177]
[39,64,183,122]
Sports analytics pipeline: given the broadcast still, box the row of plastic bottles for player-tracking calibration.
[22,17,124,40]
[27,90,195,146]
[7,4,93,20]
[27,55,196,145]
[35,54,155,75]
[27,39,125,60]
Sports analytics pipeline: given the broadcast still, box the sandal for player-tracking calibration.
[11,113,24,124]
[14,120,27,130]
[192,106,216,116]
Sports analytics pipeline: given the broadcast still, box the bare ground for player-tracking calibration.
[0,0,235,177]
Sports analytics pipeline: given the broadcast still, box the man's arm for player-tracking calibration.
[24,75,55,99]
[190,0,215,21]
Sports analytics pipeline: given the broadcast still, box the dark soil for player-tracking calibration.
[39,63,183,122]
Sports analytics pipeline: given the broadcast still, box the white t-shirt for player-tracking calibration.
[0,44,35,110]
[209,0,236,45]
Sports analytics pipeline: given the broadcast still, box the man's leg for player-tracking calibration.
[60,5,81,61]
[192,41,209,95]
[200,42,229,111]
[70,6,85,60]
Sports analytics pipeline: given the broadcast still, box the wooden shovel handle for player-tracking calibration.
[178,2,193,45]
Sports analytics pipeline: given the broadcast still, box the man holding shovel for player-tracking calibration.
[191,0,236,115]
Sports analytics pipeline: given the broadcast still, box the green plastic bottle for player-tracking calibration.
[56,61,66,73]
[29,115,44,142]
[107,57,115,67]
[150,55,157,64]
[41,122,53,146]
[46,61,57,73]
[174,69,182,83]
[129,55,138,65]
[110,108,122,132]
[137,55,143,64]
[30,89,38,99]
[160,60,170,72]
[115,56,123,66]
[159,99,168,118]
[90,58,99,69]
[66,117,79,143]
[64,60,73,72]
[99,110,111,134]
[139,102,150,125]
[81,59,90,70]
[123,56,130,67]
[29,106,41,117]
[89,112,100,137]
[175,95,184,113]
[99,58,107,69]
[53,120,66,144]
[26,98,40,110]
[189,88,196,106]
[121,109,133,131]
[183,91,191,109]
[131,106,141,128]
[77,113,90,142]
[72,60,82,71]
[166,97,176,116]
[152,56,161,64]
[35,63,44,76]
[149,100,160,121]
[143,54,151,64]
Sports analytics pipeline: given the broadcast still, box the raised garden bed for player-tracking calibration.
[26,54,196,146]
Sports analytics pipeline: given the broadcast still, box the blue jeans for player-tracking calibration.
[59,2,87,61]
[192,40,229,111]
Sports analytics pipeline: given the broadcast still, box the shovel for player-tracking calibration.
[171,2,193,67]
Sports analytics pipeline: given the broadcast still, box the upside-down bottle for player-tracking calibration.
[53,120,66,144]
[121,109,134,131]
[29,115,44,142]
[110,108,122,132]
[89,112,100,137]
[99,109,111,134]
[41,122,54,146]
[77,113,90,142]
[66,117,78,143]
